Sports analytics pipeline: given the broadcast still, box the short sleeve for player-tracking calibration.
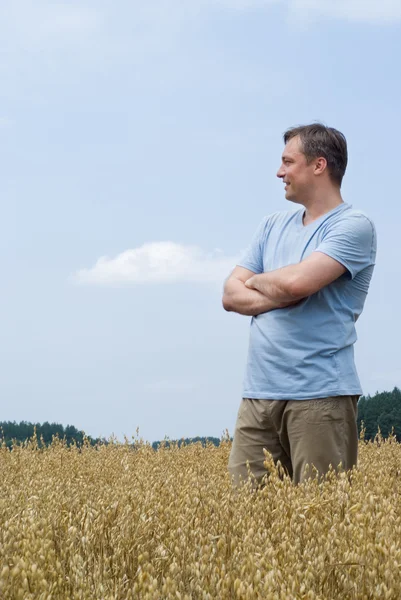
[236,217,268,274]
[315,214,377,279]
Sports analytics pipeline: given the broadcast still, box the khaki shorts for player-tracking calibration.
[228,395,359,486]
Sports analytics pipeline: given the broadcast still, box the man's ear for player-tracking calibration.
[314,157,327,176]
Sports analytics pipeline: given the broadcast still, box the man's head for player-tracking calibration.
[277,123,348,204]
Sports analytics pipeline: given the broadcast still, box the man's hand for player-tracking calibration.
[244,272,299,304]
[223,266,299,316]
[245,275,269,291]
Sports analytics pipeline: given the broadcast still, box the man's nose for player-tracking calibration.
[277,165,284,178]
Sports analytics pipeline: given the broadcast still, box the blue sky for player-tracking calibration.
[1,0,400,442]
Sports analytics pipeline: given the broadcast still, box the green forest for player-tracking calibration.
[357,387,401,440]
[1,388,400,448]
[0,421,101,448]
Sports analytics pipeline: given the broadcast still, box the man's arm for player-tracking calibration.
[222,266,299,316]
[245,251,347,301]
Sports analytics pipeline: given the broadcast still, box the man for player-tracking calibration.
[223,123,377,486]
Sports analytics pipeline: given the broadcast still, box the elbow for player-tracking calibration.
[222,294,233,312]
[285,276,310,300]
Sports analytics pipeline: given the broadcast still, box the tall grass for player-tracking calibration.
[0,430,400,599]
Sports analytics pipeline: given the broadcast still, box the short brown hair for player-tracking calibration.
[283,123,348,186]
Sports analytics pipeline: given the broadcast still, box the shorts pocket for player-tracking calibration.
[302,396,346,424]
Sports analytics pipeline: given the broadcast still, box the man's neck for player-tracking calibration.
[301,191,344,226]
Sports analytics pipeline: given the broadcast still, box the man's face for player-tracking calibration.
[276,136,316,203]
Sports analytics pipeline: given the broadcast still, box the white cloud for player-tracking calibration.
[73,242,239,285]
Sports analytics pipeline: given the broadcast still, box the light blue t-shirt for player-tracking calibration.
[237,202,377,400]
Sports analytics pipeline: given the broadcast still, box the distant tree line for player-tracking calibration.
[0,421,101,448]
[357,387,401,441]
[2,389,400,450]
[151,436,221,450]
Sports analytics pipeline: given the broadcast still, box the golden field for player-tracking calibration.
[0,431,400,600]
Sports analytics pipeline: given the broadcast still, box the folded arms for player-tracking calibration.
[222,252,347,316]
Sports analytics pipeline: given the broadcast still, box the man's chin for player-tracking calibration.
[284,193,300,204]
